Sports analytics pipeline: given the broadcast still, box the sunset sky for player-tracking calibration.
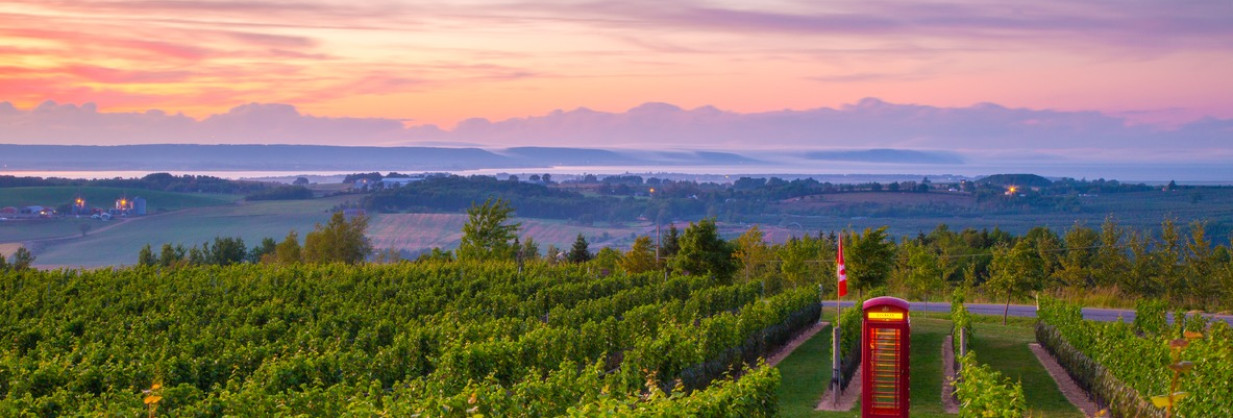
[2,0,1232,147]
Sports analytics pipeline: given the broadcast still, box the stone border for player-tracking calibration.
[1028,343,1102,416]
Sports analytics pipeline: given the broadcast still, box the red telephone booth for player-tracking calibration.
[861,296,910,417]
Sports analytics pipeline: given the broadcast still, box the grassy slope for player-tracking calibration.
[776,316,1081,417]
[0,186,238,210]
[0,218,92,242]
[30,196,354,268]
[1,187,239,245]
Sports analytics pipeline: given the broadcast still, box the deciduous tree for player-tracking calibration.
[304,212,372,264]
[733,225,773,283]
[457,198,520,261]
[275,231,302,264]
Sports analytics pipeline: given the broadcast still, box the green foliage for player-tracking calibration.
[673,218,736,280]
[9,247,34,271]
[846,226,894,293]
[831,294,866,389]
[303,212,372,264]
[0,260,813,415]
[620,236,658,274]
[951,289,974,359]
[457,197,520,262]
[776,234,830,290]
[568,233,591,263]
[246,237,277,263]
[137,244,156,266]
[1134,299,1169,336]
[275,230,302,264]
[734,225,774,283]
[1038,297,1233,417]
[955,352,1028,417]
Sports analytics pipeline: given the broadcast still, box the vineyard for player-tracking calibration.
[1037,297,1233,417]
[0,262,819,415]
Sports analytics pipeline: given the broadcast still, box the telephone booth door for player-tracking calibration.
[861,296,910,418]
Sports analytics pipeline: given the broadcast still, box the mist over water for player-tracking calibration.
[4,161,1229,184]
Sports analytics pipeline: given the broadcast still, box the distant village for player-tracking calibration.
[0,195,147,221]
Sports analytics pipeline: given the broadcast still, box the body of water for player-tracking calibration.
[3,161,1231,184]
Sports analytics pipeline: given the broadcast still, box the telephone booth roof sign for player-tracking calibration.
[863,297,910,321]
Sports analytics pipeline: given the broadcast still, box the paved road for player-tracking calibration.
[821,300,1233,325]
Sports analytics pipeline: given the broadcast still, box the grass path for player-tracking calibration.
[971,322,1084,417]
[775,315,1084,417]
[775,323,836,417]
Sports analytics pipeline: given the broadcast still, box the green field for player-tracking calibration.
[776,316,1082,417]
[24,195,354,267]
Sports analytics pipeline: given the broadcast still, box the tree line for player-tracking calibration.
[138,196,1233,312]
[0,172,269,194]
[349,172,1212,228]
[137,212,372,267]
[440,199,1233,312]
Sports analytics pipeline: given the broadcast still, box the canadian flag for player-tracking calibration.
[837,235,848,297]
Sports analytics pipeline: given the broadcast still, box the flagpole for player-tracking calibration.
[832,234,843,407]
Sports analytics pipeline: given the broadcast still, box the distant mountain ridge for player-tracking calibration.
[0,144,768,172]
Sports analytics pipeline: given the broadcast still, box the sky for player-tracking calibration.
[1,0,1232,154]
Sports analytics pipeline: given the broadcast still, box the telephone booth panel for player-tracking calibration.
[861,296,910,418]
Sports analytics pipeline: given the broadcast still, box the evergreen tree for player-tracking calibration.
[158,243,178,267]
[673,218,736,280]
[568,233,592,263]
[11,247,34,270]
[846,226,895,293]
[137,244,156,266]
[188,243,206,265]
[518,236,541,262]
[661,224,680,257]
[248,237,277,264]
[1058,222,1098,289]
[544,245,562,264]
[620,236,658,273]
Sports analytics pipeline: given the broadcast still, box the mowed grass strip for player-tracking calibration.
[775,324,835,418]
[908,318,952,418]
[971,321,1084,417]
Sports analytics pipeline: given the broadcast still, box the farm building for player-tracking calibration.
[112,196,147,216]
